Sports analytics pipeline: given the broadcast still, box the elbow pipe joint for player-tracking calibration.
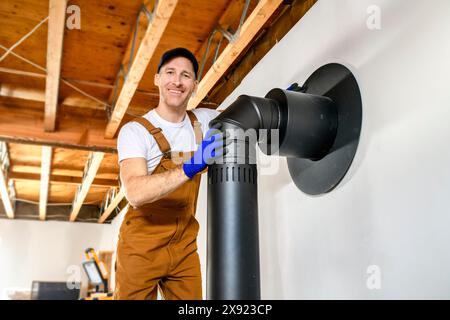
[210,89,338,161]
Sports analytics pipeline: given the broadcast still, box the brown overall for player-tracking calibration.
[114,111,204,300]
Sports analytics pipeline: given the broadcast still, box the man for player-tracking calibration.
[114,48,223,300]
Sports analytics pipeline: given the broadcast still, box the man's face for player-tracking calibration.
[154,56,198,110]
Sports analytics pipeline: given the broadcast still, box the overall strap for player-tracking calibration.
[132,117,171,153]
[186,110,203,146]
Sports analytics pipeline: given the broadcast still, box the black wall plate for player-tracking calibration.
[287,63,363,195]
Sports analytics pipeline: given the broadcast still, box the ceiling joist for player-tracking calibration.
[0,84,104,110]
[0,142,14,219]
[105,0,179,139]
[188,0,283,109]
[209,0,317,105]
[44,0,68,131]
[69,152,105,222]
[195,0,255,79]
[0,104,116,153]
[98,188,125,224]
[106,1,154,110]
[9,172,118,188]
[39,146,52,221]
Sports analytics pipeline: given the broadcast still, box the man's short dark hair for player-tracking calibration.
[157,47,199,78]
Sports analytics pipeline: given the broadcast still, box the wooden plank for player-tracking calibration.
[100,202,129,224]
[69,152,105,222]
[39,146,52,220]
[105,0,179,139]
[9,171,119,187]
[0,200,101,222]
[187,0,283,110]
[44,0,68,131]
[0,141,14,219]
[98,188,125,223]
[62,95,104,110]
[0,83,45,102]
[195,0,252,78]
[0,84,102,111]
[0,67,46,79]
[13,181,108,205]
[11,165,118,181]
[0,166,14,219]
[0,67,116,90]
[209,0,317,105]
[106,1,156,108]
[0,104,117,153]
[0,82,210,112]
[0,83,104,109]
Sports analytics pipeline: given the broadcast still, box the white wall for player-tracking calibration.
[218,0,450,299]
[0,219,114,299]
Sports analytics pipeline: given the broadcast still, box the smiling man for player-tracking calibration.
[114,48,222,300]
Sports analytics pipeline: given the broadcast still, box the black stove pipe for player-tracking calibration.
[206,89,338,300]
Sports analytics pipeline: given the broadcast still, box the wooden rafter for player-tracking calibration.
[44,0,68,131]
[0,67,169,92]
[195,0,255,78]
[0,104,117,153]
[209,0,317,105]
[0,201,101,221]
[0,142,14,219]
[188,0,283,109]
[9,172,118,188]
[0,83,45,102]
[98,188,125,224]
[0,83,104,110]
[105,0,179,139]
[105,1,154,109]
[39,146,52,221]
[0,171,14,219]
[102,203,129,224]
[69,152,104,222]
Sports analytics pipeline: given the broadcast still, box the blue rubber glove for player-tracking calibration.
[182,126,225,179]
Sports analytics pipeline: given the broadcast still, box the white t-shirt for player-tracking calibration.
[117,108,220,174]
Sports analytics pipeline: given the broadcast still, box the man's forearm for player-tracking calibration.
[124,166,190,208]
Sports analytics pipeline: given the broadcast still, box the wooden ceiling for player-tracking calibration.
[0,0,316,223]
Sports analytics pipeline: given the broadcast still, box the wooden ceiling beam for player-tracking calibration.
[100,202,128,224]
[69,152,105,222]
[44,0,68,131]
[0,67,166,92]
[98,188,125,224]
[0,83,45,102]
[0,83,102,110]
[209,0,317,105]
[105,0,179,139]
[10,164,117,180]
[0,67,47,80]
[0,83,105,110]
[0,142,14,219]
[9,171,118,188]
[0,201,101,222]
[0,104,117,153]
[195,0,251,78]
[0,171,14,219]
[39,146,52,220]
[106,1,155,109]
[187,0,284,110]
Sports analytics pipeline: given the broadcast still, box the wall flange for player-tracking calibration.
[286,63,362,195]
